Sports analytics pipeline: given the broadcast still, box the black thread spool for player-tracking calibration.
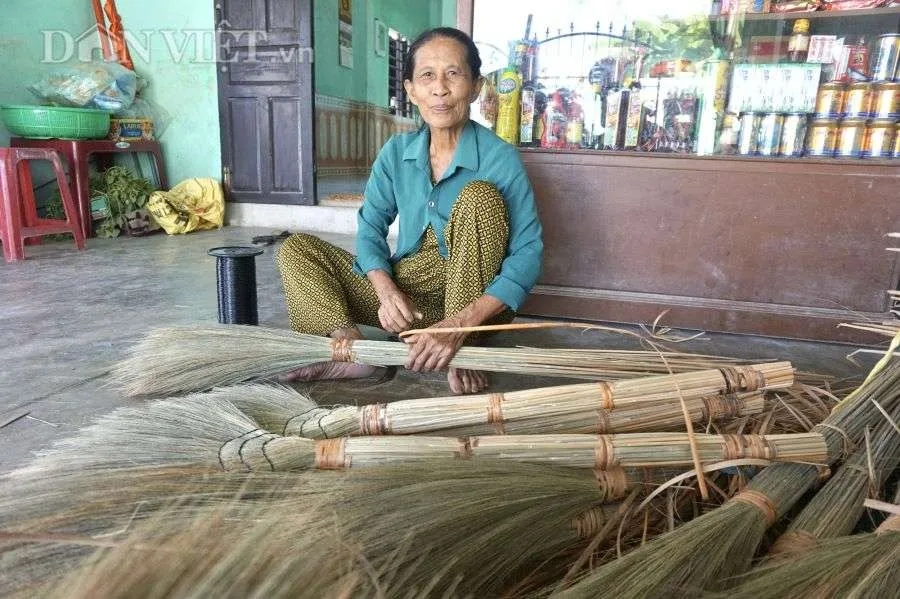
[208,246,265,325]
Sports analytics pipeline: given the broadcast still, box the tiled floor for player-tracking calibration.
[0,226,877,474]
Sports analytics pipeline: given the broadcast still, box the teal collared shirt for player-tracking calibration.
[352,120,543,311]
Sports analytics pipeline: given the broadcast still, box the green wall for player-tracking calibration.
[315,0,457,108]
[0,0,220,185]
[0,1,96,147]
[114,0,222,184]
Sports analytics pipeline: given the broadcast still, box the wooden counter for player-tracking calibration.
[518,149,899,343]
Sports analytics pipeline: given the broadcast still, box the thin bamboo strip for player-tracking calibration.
[110,325,775,397]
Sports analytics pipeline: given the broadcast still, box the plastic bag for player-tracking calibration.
[28,61,137,111]
[114,98,172,139]
[147,178,225,235]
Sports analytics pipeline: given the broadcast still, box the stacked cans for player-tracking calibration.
[734,112,809,157]
[805,48,899,159]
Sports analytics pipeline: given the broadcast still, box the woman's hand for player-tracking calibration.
[368,270,422,333]
[404,315,468,373]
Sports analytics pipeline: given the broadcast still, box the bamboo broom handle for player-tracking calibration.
[218,432,828,472]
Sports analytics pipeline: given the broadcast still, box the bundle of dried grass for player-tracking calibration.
[0,461,678,598]
[109,325,774,397]
[716,488,900,599]
[11,388,823,478]
[2,471,460,599]
[552,357,900,598]
[768,407,900,558]
[230,382,769,439]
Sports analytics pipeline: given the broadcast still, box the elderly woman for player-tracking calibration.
[276,27,543,394]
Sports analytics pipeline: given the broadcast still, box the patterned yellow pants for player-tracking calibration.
[276,180,514,336]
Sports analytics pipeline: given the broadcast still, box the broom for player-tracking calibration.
[767,407,900,558]
[715,488,900,599]
[109,325,781,397]
[227,382,769,438]
[10,386,828,476]
[1,462,676,598]
[3,470,453,599]
[551,354,900,598]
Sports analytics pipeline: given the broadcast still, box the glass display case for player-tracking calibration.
[471,0,900,161]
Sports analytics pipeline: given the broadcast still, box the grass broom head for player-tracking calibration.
[1,460,652,598]
[769,403,900,558]
[553,357,900,598]
[7,470,466,599]
[716,487,900,599]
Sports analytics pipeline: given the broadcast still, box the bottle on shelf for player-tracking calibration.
[787,19,810,63]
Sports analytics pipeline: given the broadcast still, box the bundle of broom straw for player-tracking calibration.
[767,410,900,558]
[717,486,900,599]
[551,355,900,598]
[225,382,771,439]
[109,325,778,397]
[9,387,827,476]
[3,469,456,599]
[0,461,681,598]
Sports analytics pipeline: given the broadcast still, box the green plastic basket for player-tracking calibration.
[0,105,110,140]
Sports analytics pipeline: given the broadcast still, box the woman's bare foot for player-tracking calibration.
[277,326,384,382]
[447,367,488,395]
[278,360,381,382]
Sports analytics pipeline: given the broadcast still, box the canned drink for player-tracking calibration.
[894,123,900,157]
[779,113,808,157]
[717,113,740,155]
[815,82,846,117]
[844,83,873,117]
[872,82,900,119]
[863,119,896,158]
[835,118,867,158]
[757,113,783,156]
[737,112,762,155]
[872,34,899,81]
[806,118,839,156]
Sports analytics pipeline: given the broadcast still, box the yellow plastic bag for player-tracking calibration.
[147,178,225,235]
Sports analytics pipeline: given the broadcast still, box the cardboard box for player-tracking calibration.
[108,118,154,142]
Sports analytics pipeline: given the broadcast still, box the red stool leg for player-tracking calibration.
[72,149,94,239]
[16,159,42,246]
[48,152,85,250]
[0,153,25,262]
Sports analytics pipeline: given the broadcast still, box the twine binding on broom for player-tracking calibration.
[330,338,356,362]
[593,436,617,469]
[876,514,900,535]
[218,429,277,471]
[734,489,778,527]
[315,438,348,469]
[593,467,630,502]
[573,507,608,539]
[488,394,506,434]
[771,530,820,555]
[723,434,776,460]
[596,382,614,410]
[359,404,388,436]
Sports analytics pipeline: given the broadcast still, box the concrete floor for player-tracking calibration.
[0,227,877,475]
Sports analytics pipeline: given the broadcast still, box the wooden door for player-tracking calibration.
[216,0,315,204]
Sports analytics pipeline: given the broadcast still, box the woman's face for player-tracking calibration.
[404,36,483,131]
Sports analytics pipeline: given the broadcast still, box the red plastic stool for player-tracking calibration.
[0,147,86,262]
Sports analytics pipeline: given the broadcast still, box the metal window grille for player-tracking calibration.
[388,35,412,118]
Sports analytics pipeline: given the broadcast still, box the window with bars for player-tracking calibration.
[388,31,412,118]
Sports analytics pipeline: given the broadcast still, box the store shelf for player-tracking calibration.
[519,146,897,168]
[710,6,900,22]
